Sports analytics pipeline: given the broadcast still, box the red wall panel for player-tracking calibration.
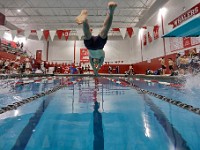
[133,53,177,74]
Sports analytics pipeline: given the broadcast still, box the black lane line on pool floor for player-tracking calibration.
[141,94,190,150]
[0,78,82,114]
[9,79,82,149]
[119,79,200,116]
[11,94,55,150]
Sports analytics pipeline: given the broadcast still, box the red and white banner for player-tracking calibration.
[24,30,30,39]
[49,30,56,41]
[11,30,17,40]
[169,2,200,28]
[37,30,43,40]
[127,27,133,38]
[170,37,200,52]
[43,30,49,40]
[148,32,152,43]
[80,48,89,63]
[120,28,127,39]
[143,34,147,46]
[63,30,71,41]
[183,37,192,48]
[56,30,63,40]
[153,25,159,40]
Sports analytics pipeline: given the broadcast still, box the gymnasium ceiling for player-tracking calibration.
[0,0,169,31]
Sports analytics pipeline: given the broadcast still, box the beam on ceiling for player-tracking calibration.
[135,0,169,27]
[6,14,141,18]
[0,6,149,11]
[4,20,20,30]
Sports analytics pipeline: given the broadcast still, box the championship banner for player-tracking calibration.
[63,30,71,41]
[153,25,159,40]
[148,32,152,43]
[170,37,200,52]
[143,34,147,46]
[80,48,89,63]
[169,2,200,28]
[183,37,192,48]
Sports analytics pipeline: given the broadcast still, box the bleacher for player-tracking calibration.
[0,38,28,56]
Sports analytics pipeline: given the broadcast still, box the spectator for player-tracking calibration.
[168,58,174,75]
[20,42,24,50]
[160,57,166,75]
[108,66,112,74]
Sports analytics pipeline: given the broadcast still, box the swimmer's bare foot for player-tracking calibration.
[108,1,117,15]
[75,9,88,24]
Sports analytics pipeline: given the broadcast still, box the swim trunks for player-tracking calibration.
[84,35,107,50]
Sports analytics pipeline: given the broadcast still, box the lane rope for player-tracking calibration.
[108,77,200,116]
[0,78,82,114]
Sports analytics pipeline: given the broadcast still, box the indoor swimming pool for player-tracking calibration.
[0,76,200,150]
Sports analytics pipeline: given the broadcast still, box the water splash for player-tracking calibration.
[183,74,200,92]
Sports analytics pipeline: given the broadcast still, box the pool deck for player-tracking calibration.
[0,73,186,83]
[56,73,186,83]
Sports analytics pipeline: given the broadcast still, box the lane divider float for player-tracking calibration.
[0,77,82,114]
[108,77,200,116]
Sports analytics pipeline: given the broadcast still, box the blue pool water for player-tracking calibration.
[0,76,200,150]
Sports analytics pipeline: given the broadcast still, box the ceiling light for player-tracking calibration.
[17,9,21,12]
[41,29,44,31]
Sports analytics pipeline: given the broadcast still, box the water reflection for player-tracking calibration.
[93,101,104,150]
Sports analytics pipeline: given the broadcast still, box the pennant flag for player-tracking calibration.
[24,30,30,39]
[119,28,126,39]
[49,30,56,41]
[147,26,153,43]
[148,32,152,43]
[153,25,159,40]
[127,27,133,38]
[11,30,17,40]
[43,30,49,40]
[143,34,147,46]
[0,30,5,38]
[142,26,147,29]
[37,30,43,40]
[63,30,71,41]
[112,28,120,32]
[31,30,37,33]
[76,29,83,40]
[56,30,63,40]
[17,29,23,34]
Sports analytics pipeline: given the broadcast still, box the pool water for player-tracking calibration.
[0,76,200,150]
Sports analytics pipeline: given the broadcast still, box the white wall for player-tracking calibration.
[48,41,75,63]
[24,39,46,60]
[46,37,135,64]
[134,0,200,63]
[24,0,200,64]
